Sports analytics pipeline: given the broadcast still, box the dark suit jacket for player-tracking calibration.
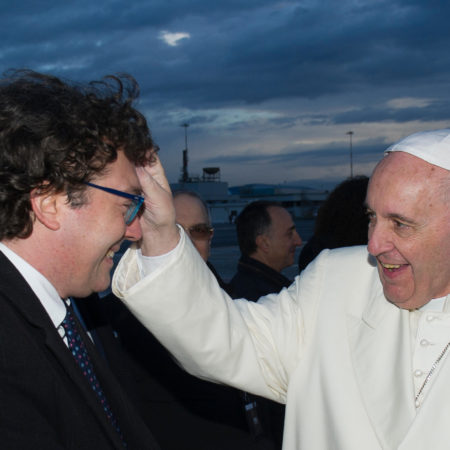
[228,255,292,301]
[0,252,159,450]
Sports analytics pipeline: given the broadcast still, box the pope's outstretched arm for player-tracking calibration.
[112,155,301,403]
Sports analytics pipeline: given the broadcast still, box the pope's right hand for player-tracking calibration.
[136,153,180,256]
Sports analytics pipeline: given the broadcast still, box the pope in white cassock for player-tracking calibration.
[113,129,450,450]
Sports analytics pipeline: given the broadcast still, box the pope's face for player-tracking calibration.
[366,152,450,310]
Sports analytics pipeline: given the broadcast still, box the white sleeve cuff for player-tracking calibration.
[137,225,183,277]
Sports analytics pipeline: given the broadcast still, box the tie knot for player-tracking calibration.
[61,306,79,342]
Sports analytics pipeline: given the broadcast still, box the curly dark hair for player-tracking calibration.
[0,69,156,240]
[236,200,281,256]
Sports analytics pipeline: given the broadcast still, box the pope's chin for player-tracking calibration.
[378,270,416,309]
[380,281,425,310]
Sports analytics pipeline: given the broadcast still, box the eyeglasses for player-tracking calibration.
[184,223,214,241]
[84,182,144,225]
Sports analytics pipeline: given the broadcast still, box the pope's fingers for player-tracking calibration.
[135,158,179,256]
[136,165,164,199]
[141,153,172,193]
[136,164,176,226]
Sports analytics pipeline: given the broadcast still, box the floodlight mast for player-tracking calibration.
[346,131,354,178]
[180,123,189,183]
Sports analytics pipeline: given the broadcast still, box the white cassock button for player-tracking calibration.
[414,369,423,377]
[415,399,421,408]
[426,315,435,322]
[420,339,430,346]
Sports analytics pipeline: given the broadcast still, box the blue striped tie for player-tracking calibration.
[61,306,126,446]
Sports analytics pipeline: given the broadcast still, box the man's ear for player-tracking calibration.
[255,234,270,253]
[30,189,64,231]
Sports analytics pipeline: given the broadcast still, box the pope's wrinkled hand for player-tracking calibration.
[136,154,180,256]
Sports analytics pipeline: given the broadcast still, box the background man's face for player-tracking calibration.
[174,194,212,262]
[264,206,302,272]
[367,152,450,310]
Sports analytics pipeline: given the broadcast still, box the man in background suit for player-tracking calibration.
[227,201,302,449]
[229,200,302,301]
[0,69,159,449]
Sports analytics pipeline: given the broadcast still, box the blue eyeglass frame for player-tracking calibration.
[84,182,144,225]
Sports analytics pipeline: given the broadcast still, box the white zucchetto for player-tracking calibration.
[385,129,450,171]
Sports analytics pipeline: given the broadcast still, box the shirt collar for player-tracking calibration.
[419,295,450,313]
[0,242,67,327]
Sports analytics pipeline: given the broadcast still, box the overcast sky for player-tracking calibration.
[2,0,450,188]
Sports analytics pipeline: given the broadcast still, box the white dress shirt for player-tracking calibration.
[0,242,68,341]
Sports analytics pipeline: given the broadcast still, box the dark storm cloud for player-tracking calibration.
[0,1,275,79]
[1,0,450,185]
[2,0,450,109]
[137,0,450,107]
[0,1,273,43]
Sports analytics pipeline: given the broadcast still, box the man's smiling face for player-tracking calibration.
[366,151,450,310]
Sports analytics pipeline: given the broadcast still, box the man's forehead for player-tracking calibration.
[371,151,442,181]
[174,193,203,210]
[268,206,294,228]
[367,153,446,216]
[98,150,140,191]
[372,129,450,201]
[268,205,289,219]
[174,194,209,222]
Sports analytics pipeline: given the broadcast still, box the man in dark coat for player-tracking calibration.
[0,69,159,449]
[228,201,302,449]
[229,201,302,301]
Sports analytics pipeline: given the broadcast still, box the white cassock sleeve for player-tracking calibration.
[112,228,315,403]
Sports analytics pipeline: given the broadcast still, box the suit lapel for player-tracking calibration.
[347,279,416,449]
[51,311,129,448]
[0,253,126,449]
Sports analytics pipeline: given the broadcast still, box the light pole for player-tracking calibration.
[182,123,189,150]
[180,123,189,183]
[346,131,354,178]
